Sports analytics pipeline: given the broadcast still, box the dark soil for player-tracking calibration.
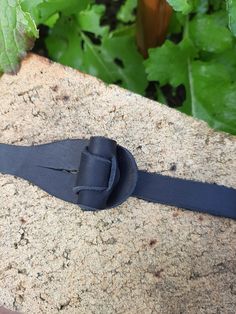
[161,84,186,108]
[96,0,124,30]
[32,25,49,57]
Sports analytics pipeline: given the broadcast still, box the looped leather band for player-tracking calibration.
[73,137,137,210]
[0,136,235,219]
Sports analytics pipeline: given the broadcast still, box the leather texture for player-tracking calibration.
[74,137,138,210]
[0,136,235,219]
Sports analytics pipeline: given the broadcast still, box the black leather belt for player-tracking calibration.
[0,136,235,219]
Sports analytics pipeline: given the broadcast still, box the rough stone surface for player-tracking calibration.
[0,54,235,314]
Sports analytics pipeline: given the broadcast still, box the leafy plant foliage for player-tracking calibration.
[226,0,236,36]
[166,0,192,14]
[145,2,236,134]
[0,0,38,73]
[0,0,235,134]
[45,4,147,93]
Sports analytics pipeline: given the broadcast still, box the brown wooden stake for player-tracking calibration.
[136,0,173,58]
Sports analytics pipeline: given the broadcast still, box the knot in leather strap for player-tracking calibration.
[73,136,138,211]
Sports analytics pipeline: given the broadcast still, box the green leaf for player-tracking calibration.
[0,0,38,73]
[145,5,236,134]
[209,44,236,81]
[190,61,236,134]
[46,6,147,94]
[168,11,183,33]
[191,0,208,14]
[43,13,59,28]
[102,28,147,93]
[21,0,91,24]
[145,38,196,114]
[189,12,233,53]
[117,0,137,23]
[166,0,192,14]
[145,35,236,134]
[145,39,196,87]
[226,0,236,36]
[46,16,84,71]
[45,7,114,82]
[77,4,109,36]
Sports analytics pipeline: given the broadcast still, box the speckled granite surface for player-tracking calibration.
[0,54,235,314]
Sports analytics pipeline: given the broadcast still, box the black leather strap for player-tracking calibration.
[133,171,236,219]
[0,136,235,219]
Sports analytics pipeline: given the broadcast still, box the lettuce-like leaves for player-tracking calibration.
[0,0,38,73]
[226,0,236,36]
[166,0,192,14]
[21,0,91,24]
[46,5,147,94]
[145,11,236,134]
[0,0,92,73]
[117,0,137,23]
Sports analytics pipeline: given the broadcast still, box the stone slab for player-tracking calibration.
[0,54,235,314]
